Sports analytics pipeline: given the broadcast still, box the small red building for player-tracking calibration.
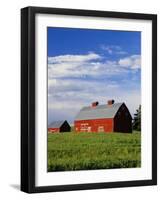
[48,120,71,133]
[74,100,132,133]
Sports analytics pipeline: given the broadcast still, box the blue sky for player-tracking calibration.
[47,27,141,124]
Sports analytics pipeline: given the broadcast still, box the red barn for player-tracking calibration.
[74,100,132,133]
[48,120,71,133]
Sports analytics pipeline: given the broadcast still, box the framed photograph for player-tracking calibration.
[21,6,157,193]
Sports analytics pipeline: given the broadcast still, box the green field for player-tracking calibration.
[48,132,141,172]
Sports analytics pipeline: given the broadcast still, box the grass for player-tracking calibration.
[47,132,141,172]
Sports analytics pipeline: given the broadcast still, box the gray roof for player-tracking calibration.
[75,103,123,120]
[48,120,66,128]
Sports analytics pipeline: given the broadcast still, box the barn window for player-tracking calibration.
[80,123,89,132]
[125,112,128,117]
[98,126,104,132]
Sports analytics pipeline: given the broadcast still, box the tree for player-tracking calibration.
[133,105,141,131]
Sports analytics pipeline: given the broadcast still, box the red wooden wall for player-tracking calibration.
[74,118,113,133]
[48,128,60,133]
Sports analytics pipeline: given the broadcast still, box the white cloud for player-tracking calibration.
[48,53,141,123]
[48,53,104,79]
[48,78,121,123]
[48,79,57,88]
[48,77,140,123]
[48,53,130,79]
[119,55,141,69]
[48,53,140,80]
[48,79,119,96]
[48,84,141,123]
[101,45,127,55]
[117,51,128,55]
[48,53,101,64]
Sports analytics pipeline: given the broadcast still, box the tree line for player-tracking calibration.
[133,105,141,131]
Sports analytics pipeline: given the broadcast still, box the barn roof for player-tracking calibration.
[48,120,67,128]
[75,103,123,121]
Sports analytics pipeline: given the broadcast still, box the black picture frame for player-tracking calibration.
[21,6,157,193]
